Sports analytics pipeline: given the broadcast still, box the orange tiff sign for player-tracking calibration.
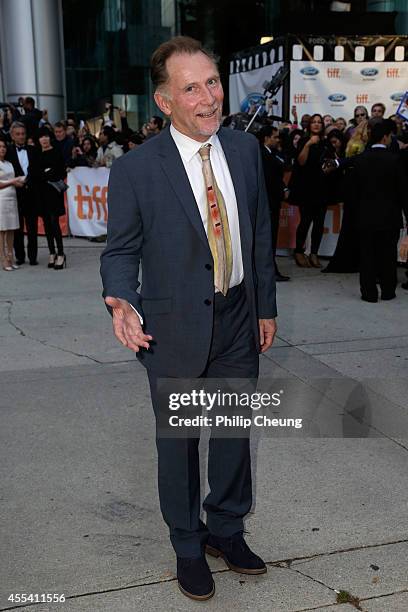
[74,184,108,222]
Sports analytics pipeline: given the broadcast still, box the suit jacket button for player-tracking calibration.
[205,264,212,270]
[204,299,212,305]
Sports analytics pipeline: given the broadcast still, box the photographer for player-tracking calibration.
[68,136,98,168]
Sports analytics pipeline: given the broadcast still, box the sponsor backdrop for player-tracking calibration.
[290,61,408,118]
[229,35,408,255]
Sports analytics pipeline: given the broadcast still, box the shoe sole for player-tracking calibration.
[178,581,215,601]
[205,545,267,575]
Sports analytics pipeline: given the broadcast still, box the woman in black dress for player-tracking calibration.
[37,127,66,269]
[290,114,329,268]
[321,129,360,273]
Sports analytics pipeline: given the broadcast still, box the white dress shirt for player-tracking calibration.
[170,124,244,290]
[16,147,29,176]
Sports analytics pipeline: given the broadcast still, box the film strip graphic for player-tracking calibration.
[230,34,408,74]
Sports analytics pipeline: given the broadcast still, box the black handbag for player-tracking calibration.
[47,179,69,193]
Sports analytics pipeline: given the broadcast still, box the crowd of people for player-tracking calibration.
[254,103,408,301]
[0,95,407,301]
[0,96,165,271]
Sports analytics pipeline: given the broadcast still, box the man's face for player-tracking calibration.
[267,132,280,149]
[99,132,108,145]
[154,52,224,142]
[11,127,26,146]
[371,105,384,118]
[54,127,66,141]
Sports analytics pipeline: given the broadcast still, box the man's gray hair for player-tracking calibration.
[10,121,26,131]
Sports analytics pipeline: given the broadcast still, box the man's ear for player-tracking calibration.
[154,91,172,117]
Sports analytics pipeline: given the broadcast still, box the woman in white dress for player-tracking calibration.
[0,137,25,271]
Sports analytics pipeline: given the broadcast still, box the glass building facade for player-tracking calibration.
[62,0,177,127]
[61,0,407,126]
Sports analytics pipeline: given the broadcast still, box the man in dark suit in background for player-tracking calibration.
[351,120,408,302]
[54,122,74,166]
[6,122,40,265]
[258,125,290,281]
[100,37,277,601]
[21,97,42,140]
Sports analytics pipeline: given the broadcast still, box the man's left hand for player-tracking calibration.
[259,318,277,353]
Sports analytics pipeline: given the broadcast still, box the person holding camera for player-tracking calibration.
[68,136,99,168]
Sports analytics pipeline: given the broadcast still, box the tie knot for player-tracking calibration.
[198,144,211,161]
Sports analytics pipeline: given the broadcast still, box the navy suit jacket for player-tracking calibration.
[100,126,277,377]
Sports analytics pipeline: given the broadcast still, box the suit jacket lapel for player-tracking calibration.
[218,128,253,250]
[158,129,210,250]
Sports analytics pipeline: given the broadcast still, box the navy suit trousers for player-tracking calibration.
[148,283,259,558]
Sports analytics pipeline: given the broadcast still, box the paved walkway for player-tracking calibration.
[0,238,407,611]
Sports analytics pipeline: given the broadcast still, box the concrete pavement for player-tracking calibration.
[0,238,407,612]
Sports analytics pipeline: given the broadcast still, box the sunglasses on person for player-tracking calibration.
[355,113,367,117]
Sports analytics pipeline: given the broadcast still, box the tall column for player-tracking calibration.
[0,0,66,123]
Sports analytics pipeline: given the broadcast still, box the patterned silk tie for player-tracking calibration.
[198,144,233,296]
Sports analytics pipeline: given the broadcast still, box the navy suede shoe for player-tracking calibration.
[177,555,215,601]
[206,533,267,575]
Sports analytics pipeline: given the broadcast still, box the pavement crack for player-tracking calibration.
[272,537,408,568]
[3,300,102,365]
[2,540,407,611]
[4,300,26,336]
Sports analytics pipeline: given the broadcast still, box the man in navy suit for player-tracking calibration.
[100,36,277,601]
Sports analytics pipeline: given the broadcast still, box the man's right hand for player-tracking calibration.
[104,296,153,352]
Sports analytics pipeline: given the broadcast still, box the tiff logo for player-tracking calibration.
[386,68,400,78]
[74,185,108,222]
[327,68,340,78]
[356,94,369,104]
[293,94,308,104]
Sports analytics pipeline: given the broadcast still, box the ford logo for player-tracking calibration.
[300,67,319,76]
[361,68,379,77]
[240,93,264,114]
[328,93,347,102]
[390,92,404,101]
